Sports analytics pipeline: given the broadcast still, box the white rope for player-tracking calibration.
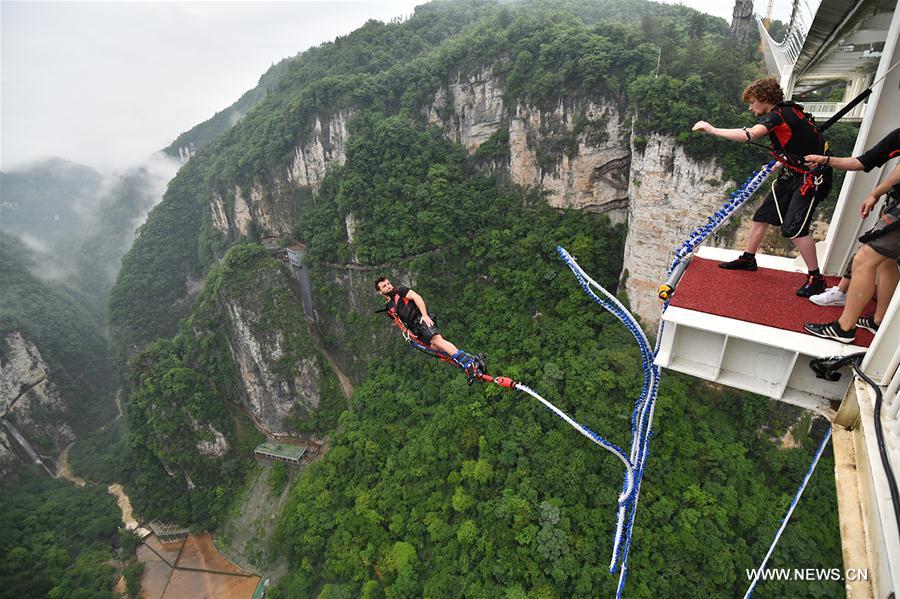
[515,382,634,503]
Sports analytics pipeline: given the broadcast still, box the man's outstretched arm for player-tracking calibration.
[692,122,768,143]
[405,290,434,326]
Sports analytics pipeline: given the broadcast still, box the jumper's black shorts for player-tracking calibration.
[865,222,900,260]
[410,316,440,345]
[753,169,832,239]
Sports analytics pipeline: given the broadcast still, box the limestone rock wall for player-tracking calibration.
[426,67,506,153]
[287,110,353,189]
[223,300,321,435]
[509,100,630,217]
[622,134,735,327]
[0,332,74,466]
[425,67,631,219]
[207,110,352,240]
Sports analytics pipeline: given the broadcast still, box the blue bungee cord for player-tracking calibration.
[554,161,782,596]
[557,246,658,583]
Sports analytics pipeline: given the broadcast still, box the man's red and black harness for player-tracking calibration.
[745,102,830,196]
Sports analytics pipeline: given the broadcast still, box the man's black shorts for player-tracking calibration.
[753,169,832,238]
[410,316,440,345]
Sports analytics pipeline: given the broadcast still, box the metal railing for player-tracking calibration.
[803,101,867,121]
[759,0,822,69]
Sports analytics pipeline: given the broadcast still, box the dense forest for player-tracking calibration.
[0,472,123,599]
[3,0,856,597]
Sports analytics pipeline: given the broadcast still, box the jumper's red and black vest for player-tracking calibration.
[385,288,421,329]
[761,101,826,167]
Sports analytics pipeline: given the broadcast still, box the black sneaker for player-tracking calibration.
[796,274,826,297]
[857,315,879,334]
[804,321,856,344]
[718,255,757,271]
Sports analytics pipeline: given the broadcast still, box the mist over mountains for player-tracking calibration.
[0,154,179,297]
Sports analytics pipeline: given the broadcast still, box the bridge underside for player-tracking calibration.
[759,0,895,121]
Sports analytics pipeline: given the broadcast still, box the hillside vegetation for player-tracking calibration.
[95,1,847,598]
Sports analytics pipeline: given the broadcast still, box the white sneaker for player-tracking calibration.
[810,286,846,306]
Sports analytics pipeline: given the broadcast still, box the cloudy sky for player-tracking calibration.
[1,1,792,174]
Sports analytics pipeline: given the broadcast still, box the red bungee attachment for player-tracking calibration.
[480,374,518,389]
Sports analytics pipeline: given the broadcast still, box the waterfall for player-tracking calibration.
[1,418,57,478]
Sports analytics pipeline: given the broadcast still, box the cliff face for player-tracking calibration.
[207,68,639,245]
[202,68,736,329]
[222,298,322,435]
[426,67,631,217]
[286,110,353,190]
[622,134,735,325]
[191,248,328,436]
[0,332,75,467]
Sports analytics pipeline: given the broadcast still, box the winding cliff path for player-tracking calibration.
[319,245,448,271]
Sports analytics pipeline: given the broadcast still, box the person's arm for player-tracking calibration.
[692,121,768,142]
[861,163,900,217]
[804,154,864,171]
[405,290,434,326]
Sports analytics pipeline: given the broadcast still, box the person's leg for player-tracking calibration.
[792,235,819,272]
[428,334,458,356]
[842,253,854,289]
[795,233,826,296]
[810,255,852,306]
[874,259,899,325]
[721,181,784,270]
[782,172,829,298]
[720,221,769,270]
[838,245,890,331]
[746,221,769,254]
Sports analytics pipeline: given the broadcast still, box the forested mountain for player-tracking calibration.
[1,236,114,466]
[0,158,104,251]
[0,152,176,478]
[4,1,848,597]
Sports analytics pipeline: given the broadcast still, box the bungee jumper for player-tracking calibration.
[692,76,833,298]
[375,276,486,383]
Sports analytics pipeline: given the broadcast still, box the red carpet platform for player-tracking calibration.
[669,257,876,348]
